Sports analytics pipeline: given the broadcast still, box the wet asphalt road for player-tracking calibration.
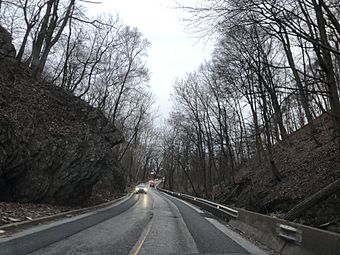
[0,188,265,255]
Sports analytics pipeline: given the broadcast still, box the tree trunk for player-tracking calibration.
[31,0,75,79]
[30,0,53,77]
[17,27,31,61]
[258,66,282,184]
[178,160,198,196]
[285,178,340,221]
[280,27,320,146]
[312,0,340,149]
[222,184,240,204]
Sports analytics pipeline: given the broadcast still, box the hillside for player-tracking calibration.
[216,113,340,231]
[0,27,125,207]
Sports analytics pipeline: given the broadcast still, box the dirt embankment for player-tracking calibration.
[217,113,340,230]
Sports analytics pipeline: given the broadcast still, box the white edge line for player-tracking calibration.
[0,193,134,242]
[161,192,204,213]
[158,191,199,254]
[205,218,269,255]
[160,191,267,254]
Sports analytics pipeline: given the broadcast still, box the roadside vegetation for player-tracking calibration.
[159,0,340,231]
[0,0,340,232]
[0,0,156,224]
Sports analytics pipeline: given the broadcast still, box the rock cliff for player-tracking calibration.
[0,26,125,205]
[0,26,16,57]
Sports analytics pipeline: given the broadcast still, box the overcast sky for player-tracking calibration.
[91,0,213,120]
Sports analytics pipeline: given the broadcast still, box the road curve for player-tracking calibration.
[0,188,267,255]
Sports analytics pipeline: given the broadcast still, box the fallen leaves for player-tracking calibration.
[0,202,75,226]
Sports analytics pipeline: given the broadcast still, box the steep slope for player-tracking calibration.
[217,113,340,229]
[0,27,124,206]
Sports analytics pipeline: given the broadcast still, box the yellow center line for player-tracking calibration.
[131,193,156,255]
[131,219,153,255]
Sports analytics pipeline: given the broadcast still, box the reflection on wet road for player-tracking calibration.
[0,187,267,255]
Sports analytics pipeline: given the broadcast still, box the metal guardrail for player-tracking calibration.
[157,187,238,219]
[157,186,340,255]
[277,224,302,244]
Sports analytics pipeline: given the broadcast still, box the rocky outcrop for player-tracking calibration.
[0,26,16,57]
[0,27,125,205]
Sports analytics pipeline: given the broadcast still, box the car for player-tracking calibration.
[149,180,155,188]
[135,184,147,194]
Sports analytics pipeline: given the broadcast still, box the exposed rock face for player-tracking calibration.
[0,26,16,57]
[0,27,125,205]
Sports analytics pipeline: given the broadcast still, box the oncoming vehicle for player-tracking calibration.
[135,184,147,194]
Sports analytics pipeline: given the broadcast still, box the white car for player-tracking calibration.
[135,184,147,194]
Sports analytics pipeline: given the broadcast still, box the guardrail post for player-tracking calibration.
[277,224,302,244]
